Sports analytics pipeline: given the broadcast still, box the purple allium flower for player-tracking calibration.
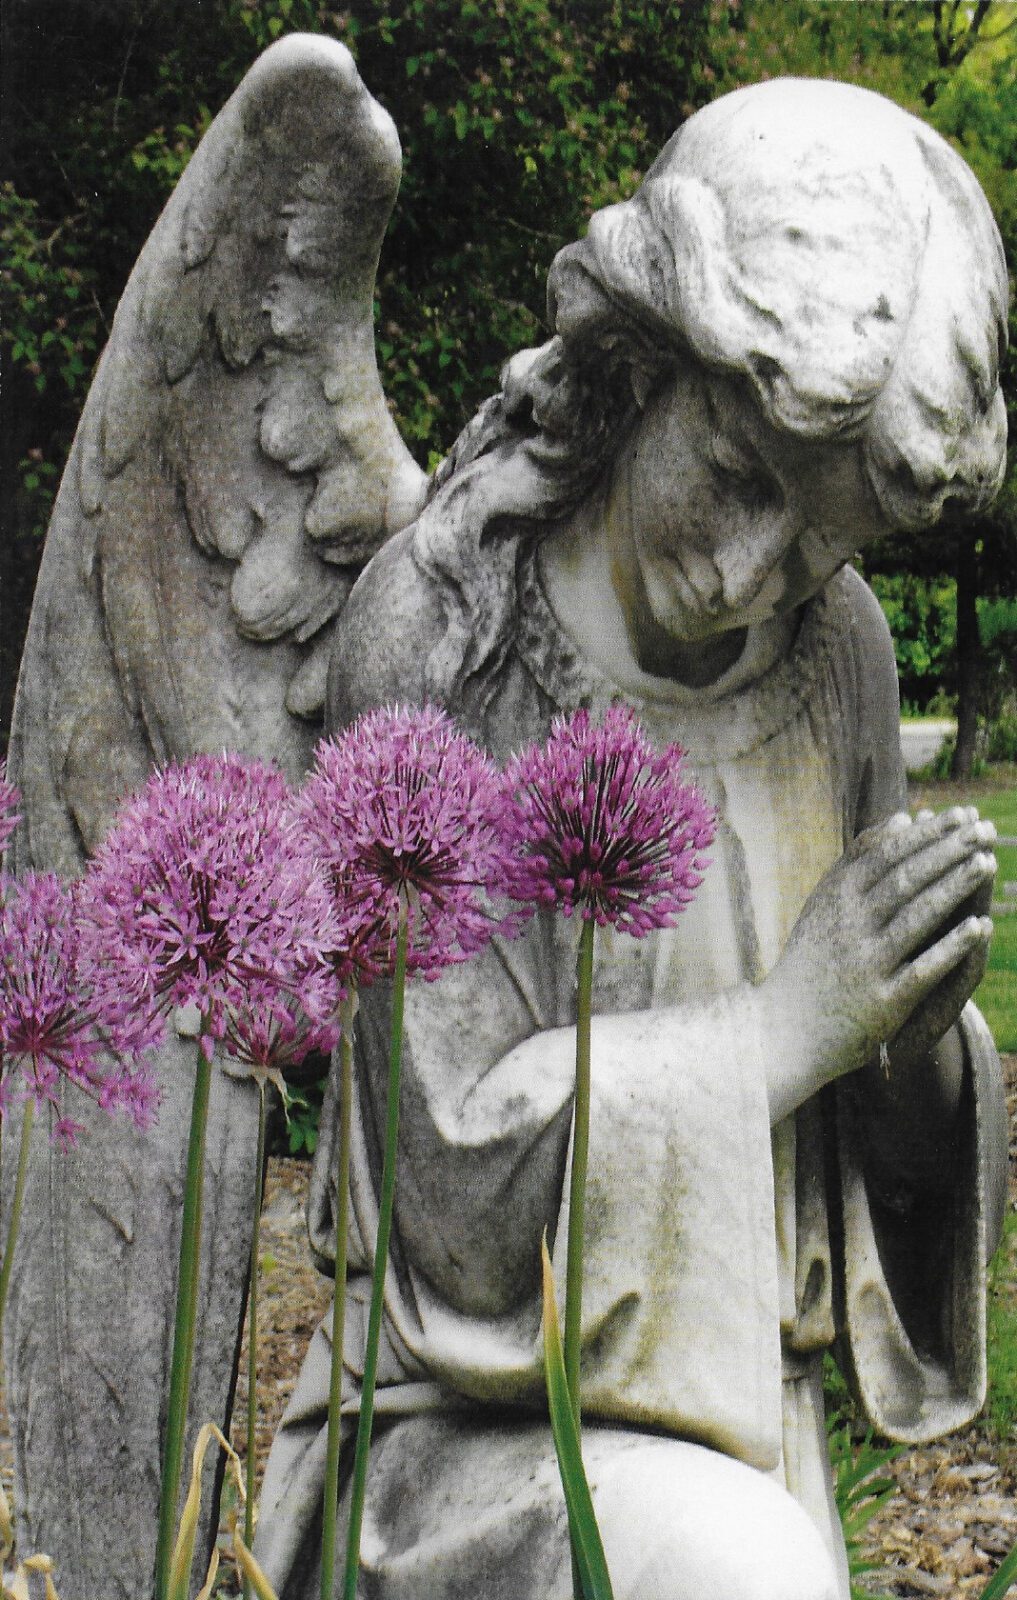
[0,762,20,862]
[309,867,394,991]
[0,871,159,1144]
[503,705,715,935]
[223,994,339,1080]
[296,705,516,981]
[79,754,341,1061]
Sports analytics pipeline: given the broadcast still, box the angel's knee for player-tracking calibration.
[591,1438,840,1600]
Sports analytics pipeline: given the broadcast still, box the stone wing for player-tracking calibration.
[11,33,425,871]
[3,38,425,1599]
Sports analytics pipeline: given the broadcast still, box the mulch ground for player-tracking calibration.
[2,1060,1014,1596]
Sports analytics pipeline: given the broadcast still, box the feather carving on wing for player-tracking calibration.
[10,34,426,871]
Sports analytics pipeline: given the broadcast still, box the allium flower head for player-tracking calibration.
[504,705,715,935]
[0,871,159,1145]
[223,994,339,1085]
[296,705,516,981]
[79,754,340,1059]
[0,761,20,862]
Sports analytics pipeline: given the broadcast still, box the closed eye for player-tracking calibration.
[708,438,781,509]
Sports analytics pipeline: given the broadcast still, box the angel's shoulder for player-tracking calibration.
[832,564,898,701]
[327,526,443,722]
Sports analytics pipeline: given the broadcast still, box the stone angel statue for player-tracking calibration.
[5,36,425,1599]
[5,35,1012,1600]
[257,69,1011,1600]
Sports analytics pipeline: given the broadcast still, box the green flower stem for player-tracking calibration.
[541,1238,615,1600]
[0,1096,35,1363]
[343,909,409,1600]
[321,986,357,1600]
[243,1077,268,1600]
[565,916,595,1431]
[155,1031,214,1600]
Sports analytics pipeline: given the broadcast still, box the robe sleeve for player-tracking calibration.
[829,569,1008,1440]
[836,1004,1006,1440]
[343,939,785,1471]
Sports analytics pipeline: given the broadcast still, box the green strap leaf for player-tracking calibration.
[979,1541,1017,1600]
[541,1237,615,1600]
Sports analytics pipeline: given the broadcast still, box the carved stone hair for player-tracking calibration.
[416,78,1008,711]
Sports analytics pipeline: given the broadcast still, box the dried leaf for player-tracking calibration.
[194,1548,220,1600]
[231,1533,281,1600]
[2,1543,61,1599]
[0,1484,13,1568]
[168,1422,241,1600]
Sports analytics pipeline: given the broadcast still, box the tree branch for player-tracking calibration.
[924,0,995,105]
[948,0,993,69]
[112,0,154,133]
[932,1,948,67]
[981,13,1017,43]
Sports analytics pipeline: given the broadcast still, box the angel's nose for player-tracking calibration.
[716,513,797,612]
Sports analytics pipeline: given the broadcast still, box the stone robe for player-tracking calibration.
[256,532,1007,1599]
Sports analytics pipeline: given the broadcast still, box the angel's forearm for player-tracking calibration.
[392,982,780,1316]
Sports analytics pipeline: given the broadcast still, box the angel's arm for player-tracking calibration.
[829,578,1003,1222]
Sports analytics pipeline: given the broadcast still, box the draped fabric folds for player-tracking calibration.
[256,549,1006,1600]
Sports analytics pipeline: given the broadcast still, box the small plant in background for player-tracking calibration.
[278,1075,327,1157]
[297,703,519,1600]
[826,1412,901,1600]
[504,704,715,1599]
[78,753,341,1600]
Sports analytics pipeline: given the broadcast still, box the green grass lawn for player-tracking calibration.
[987,1208,1017,1445]
[978,915,1017,1054]
[910,766,1017,1053]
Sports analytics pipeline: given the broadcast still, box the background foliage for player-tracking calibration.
[1,0,1015,763]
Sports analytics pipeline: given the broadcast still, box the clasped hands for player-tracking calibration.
[763,807,996,1123]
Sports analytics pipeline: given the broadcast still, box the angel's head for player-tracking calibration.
[418,78,1007,694]
[546,75,1006,528]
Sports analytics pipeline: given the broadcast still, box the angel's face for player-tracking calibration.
[607,365,892,655]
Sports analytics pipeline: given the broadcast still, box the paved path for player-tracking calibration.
[900,719,956,774]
